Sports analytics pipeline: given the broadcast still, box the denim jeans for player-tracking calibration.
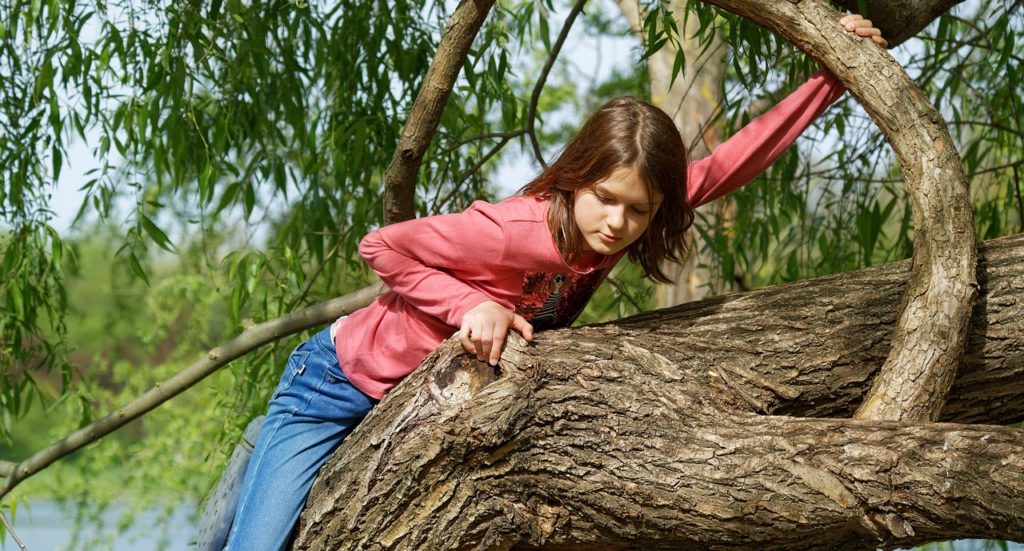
[223,326,378,551]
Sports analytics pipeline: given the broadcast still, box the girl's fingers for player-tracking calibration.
[513,315,534,342]
[489,323,508,366]
[460,323,477,355]
[475,320,497,363]
[840,13,886,47]
[856,26,881,37]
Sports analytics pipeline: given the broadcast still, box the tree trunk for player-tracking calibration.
[292,233,1024,550]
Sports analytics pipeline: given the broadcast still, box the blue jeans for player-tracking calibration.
[223,326,378,550]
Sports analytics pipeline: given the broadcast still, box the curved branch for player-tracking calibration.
[525,0,589,169]
[0,282,386,500]
[382,0,497,225]
[700,0,978,423]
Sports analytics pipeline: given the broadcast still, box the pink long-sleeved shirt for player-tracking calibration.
[338,69,846,399]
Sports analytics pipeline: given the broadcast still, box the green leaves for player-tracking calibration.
[139,213,176,253]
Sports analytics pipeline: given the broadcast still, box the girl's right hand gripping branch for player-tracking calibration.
[460,301,533,366]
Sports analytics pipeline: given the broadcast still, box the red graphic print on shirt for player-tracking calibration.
[515,268,610,330]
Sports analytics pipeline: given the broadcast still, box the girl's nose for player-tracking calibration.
[606,206,626,230]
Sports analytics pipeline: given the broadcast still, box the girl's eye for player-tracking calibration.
[632,206,649,215]
[596,194,612,204]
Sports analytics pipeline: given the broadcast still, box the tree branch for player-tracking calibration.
[382,0,497,225]
[295,309,1024,549]
[0,282,386,500]
[0,511,27,551]
[526,0,589,169]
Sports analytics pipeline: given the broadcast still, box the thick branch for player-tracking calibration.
[295,303,1024,549]
[382,0,496,224]
[702,0,978,423]
[0,282,386,500]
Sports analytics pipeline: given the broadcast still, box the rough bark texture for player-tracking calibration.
[382,0,495,224]
[293,234,1024,550]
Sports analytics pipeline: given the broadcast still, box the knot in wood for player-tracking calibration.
[430,355,501,404]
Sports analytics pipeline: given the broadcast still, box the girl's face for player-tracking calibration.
[573,166,663,255]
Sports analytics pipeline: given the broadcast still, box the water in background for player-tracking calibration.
[3,500,197,551]
[3,500,1022,551]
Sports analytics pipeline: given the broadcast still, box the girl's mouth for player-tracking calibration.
[599,232,622,243]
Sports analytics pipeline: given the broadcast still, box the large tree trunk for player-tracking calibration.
[292,233,1024,550]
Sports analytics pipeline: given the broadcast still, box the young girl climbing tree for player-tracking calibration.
[199,14,887,551]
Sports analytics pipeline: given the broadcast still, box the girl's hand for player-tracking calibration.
[460,301,534,366]
[840,13,888,48]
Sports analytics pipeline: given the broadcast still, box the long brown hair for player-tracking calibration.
[519,96,693,283]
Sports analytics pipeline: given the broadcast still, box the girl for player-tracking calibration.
[200,14,886,550]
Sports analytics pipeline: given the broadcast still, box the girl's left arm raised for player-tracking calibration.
[685,14,886,208]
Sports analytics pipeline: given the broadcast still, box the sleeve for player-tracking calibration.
[686,68,847,208]
[358,200,513,328]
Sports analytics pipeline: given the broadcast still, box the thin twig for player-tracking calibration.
[0,511,27,551]
[437,130,527,157]
[949,120,1024,139]
[291,240,342,309]
[604,276,644,312]
[433,129,527,214]
[526,0,589,169]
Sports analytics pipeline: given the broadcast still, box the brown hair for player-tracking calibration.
[519,96,693,283]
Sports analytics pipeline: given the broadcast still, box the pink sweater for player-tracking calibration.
[338,69,846,399]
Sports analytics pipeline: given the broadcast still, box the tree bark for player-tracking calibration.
[293,233,1024,550]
